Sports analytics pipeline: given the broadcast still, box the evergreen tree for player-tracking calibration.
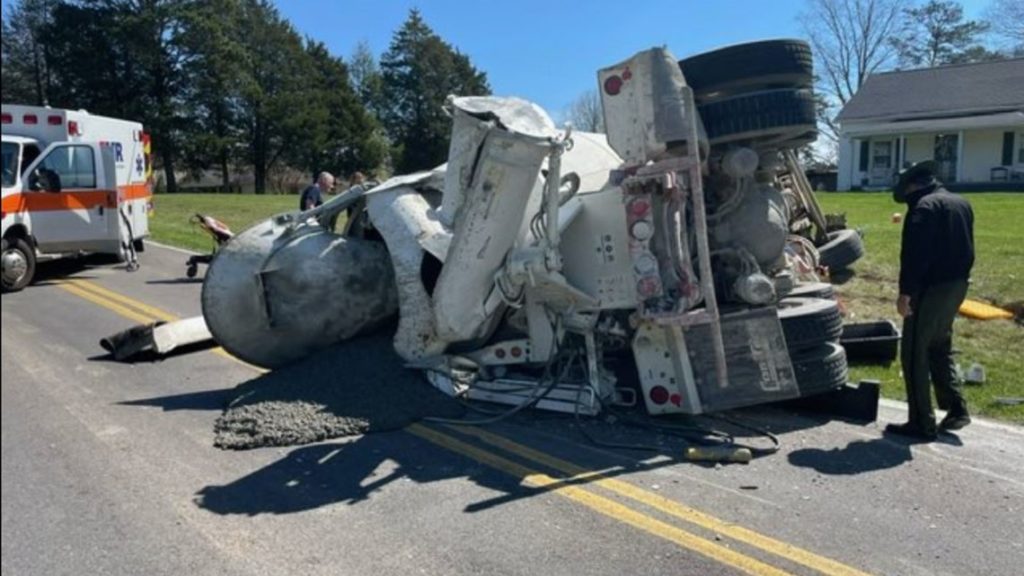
[891,0,993,68]
[379,9,490,173]
[178,0,248,191]
[232,0,312,193]
[292,41,387,179]
[0,0,58,105]
[349,40,384,118]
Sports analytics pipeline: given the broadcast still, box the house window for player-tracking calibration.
[872,141,892,169]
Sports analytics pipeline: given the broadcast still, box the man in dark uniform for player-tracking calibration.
[299,171,335,211]
[887,161,975,441]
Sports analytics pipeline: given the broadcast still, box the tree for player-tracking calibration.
[891,1,992,68]
[379,9,490,173]
[985,0,1024,52]
[34,0,192,192]
[178,0,248,191]
[800,0,908,148]
[232,0,311,194]
[567,90,604,133]
[0,0,59,105]
[290,41,387,179]
[349,40,384,118]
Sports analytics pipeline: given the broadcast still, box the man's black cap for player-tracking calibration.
[893,160,938,197]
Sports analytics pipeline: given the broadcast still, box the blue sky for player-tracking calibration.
[0,0,992,118]
[277,0,991,119]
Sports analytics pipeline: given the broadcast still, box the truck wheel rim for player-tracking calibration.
[2,248,28,285]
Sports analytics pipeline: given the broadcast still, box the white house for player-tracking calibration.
[836,58,1024,191]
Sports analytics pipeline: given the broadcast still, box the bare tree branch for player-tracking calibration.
[566,89,604,133]
[985,0,1024,48]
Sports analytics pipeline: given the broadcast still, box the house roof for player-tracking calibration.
[836,58,1024,123]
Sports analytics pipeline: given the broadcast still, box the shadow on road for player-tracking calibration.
[146,278,203,285]
[788,438,912,475]
[788,432,963,475]
[87,339,220,365]
[119,387,237,411]
[193,431,531,516]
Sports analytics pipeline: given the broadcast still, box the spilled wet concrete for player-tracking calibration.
[215,331,464,450]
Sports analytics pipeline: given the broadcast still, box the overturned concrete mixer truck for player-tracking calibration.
[201,40,865,416]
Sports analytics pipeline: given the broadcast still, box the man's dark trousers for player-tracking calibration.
[901,279,970,433]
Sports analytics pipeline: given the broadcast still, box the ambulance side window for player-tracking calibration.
[35,145,96,190]
[20,144,41,174]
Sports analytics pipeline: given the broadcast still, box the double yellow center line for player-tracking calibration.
[58,278,179,324]
[53,277,871,576]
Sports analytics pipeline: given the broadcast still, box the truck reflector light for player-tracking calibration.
[0,113,11,124]
[649,385,669,405]
[637,276,660,298]
[23,114,38,124]
[68,121,81,136]
[603,75,623,96]
[47,115,63,125]
[629,198,651,218]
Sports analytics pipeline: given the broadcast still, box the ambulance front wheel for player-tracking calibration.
[1,237,36,293]
[133,238,145,253]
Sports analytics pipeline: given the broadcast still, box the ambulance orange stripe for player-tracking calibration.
[1,185,149,214]
[119,183,152,201]
[2,190,116,213]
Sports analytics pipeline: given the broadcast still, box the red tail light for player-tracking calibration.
[47,115,63,125]
[0,113,11,124]
[23,114,38,124]
[649,385,669,405]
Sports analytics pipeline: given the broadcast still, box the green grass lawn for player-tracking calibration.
[149,193,297,253]
[818,192,1023,424]
[149,192,1024,423]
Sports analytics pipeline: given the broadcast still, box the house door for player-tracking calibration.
[934,134,958,182]
[869,140,894,186]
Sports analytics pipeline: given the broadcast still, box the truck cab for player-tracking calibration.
[1,105,152,292]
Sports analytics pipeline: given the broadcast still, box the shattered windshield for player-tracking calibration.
[2,142,19,188]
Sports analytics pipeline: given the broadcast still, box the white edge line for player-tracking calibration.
[147,240,201,256]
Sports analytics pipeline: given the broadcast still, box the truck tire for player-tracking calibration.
[817,229,864,272]
[133,238,145,253]
[778,297,843,352]
[1,237,36,293]
[787,282,835,300]
[791,342,848,396]
[696,88,817,146]
[679,39,813,97]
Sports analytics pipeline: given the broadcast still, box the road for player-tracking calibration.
[3,244,1023,576]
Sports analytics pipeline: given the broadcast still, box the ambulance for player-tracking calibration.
[1,104,153,292]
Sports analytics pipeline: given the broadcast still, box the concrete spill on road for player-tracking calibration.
[214,331,463,450]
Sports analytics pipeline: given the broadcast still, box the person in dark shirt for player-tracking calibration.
[299,171,335,211]
[887,161,975,441]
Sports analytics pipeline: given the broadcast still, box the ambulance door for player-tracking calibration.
[23,143,113,253]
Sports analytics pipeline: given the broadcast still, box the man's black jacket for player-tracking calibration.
[899,184,975,297]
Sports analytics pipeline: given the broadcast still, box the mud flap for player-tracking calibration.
[100,316,213,361]
[684,306,800,412]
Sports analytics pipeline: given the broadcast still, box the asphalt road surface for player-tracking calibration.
[3,244,1023,576]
